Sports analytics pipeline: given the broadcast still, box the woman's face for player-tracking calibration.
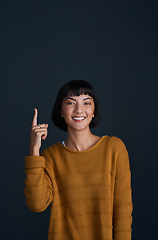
[60,94,95,131]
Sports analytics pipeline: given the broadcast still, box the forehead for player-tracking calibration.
[64,94,93,101]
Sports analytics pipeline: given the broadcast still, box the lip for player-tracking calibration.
[72,117,86,122]
[72,116,86,118]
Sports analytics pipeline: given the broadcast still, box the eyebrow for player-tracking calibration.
[64,97,92,101]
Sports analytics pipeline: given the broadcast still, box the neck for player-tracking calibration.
[65,127,95,151]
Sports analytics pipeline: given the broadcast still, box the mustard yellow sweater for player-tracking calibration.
[24,135,133,240]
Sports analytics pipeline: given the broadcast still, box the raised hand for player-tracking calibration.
[29,108,48,156]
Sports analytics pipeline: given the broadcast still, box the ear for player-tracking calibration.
[92,109,96,118]
[60,110,63,118]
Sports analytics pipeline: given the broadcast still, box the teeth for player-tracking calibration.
[72,117,85,120]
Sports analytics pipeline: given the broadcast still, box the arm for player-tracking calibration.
[24,149,54,212]
[113,138,133,240]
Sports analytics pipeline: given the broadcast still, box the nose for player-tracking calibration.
[74,103,84,113]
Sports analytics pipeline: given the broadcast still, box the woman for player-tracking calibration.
[24,80,133,240]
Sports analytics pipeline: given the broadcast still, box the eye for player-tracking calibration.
[84,102,91,105]
[66,102,75,105]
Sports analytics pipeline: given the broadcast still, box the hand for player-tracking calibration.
[29,108,48,155]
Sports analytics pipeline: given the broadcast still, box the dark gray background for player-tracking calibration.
[1,0,157,239]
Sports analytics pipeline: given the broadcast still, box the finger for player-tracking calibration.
[34,129,47,133]
[35,130,47,138]
[41,135,46,140]
[41,132,47,140]
[32,124,48,130]
[38,123,48,128]
[32,108,38,127]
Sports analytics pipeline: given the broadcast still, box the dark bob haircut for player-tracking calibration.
[52,80,102,131]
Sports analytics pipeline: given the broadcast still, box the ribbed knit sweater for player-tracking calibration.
[24,135,133,240]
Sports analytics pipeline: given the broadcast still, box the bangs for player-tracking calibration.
[65,88,94,97]
[61,80,95,99]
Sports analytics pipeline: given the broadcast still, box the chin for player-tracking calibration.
[69,124,90,132]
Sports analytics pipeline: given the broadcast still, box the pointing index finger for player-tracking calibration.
[32,108,38,126]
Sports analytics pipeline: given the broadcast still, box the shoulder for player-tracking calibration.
[106,135,129,154]
[40,144,59,168]
[41,143,59,157]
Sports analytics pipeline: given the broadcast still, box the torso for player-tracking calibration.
[61,135,103,151]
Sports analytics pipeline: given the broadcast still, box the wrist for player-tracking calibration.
[29,147,40,156]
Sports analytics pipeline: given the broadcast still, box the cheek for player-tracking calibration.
[89,105,95,114]
[62,106,72,116]
[86,109,94,118]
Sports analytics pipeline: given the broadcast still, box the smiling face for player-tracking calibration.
[60,94,95,131]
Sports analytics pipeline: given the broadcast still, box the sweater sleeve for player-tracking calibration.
[113,138,133,240]
[24,149,54,212]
